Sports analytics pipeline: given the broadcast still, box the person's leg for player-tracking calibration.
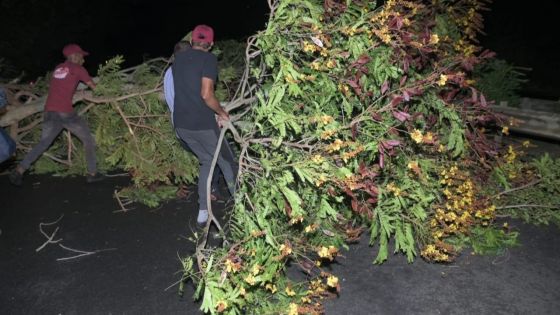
[62,112,97,174]
[10,112,63,185]
[18,112,64,172]
[176,128,215,224]
[186,128,237,197]
[177,133,220,192]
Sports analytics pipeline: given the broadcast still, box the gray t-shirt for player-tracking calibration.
[172,48,218,130]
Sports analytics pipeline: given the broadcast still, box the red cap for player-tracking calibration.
[62,44,89,57]
[192,25,214,43]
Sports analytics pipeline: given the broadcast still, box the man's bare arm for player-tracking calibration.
[86,81,96,90]
[201,77,228,120]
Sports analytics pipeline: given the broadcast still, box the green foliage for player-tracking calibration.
[473,58,526,106]
[495,154,560,226]
[447,224,519,256]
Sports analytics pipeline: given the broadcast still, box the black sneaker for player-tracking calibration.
[8,169,23,186]
[86,173,105,183]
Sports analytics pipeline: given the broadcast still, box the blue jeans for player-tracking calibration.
[176,128,237,211]
[19,111,97,173]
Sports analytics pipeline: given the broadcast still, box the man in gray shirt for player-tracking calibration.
[172,25,237,225]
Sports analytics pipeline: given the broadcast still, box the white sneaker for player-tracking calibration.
[197,210,209,225]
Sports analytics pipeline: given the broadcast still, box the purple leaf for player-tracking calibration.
[381,80,389,94]
[392,110,410,122]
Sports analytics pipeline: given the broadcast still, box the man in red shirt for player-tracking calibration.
[9,44,104,185]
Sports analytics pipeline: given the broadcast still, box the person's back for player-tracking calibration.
[172,48,218,131]
[45,60,92,113]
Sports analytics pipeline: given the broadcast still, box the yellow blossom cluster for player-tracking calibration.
[288,303,299,315]
[437,74,448,86]
[410,129,423,143]
[224,258,242,273]
[279,242,293,257]
[385,182,402,197]
[265,283,277,293]
[304,223,319,233]
[311,154,324,164]
[420,244,449,262]
[429,34,440,45]
[326,139,345,153]
[424,164,497,261]
[320,129,336,139]
[317,245,338,261]
[315,174,327,187]
[504,145,517,164]
[341,145,365,163]
[303,41,319,53]
[289,216,304,225]
[341,27,360,36]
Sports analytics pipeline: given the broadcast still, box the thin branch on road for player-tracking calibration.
[56,244,117,262]
[36,214,64,252]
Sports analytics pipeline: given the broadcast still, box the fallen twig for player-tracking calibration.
[36,214,64,252]
[56,244,117,261]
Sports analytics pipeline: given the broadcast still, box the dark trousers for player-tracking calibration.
[176,128,237,211]
[176,134,220,189]
[20,111,97,173]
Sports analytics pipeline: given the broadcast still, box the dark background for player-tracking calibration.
[0,0,558,99]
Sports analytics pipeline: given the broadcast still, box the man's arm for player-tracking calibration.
[201,77,228,121]
[85,81,96,90]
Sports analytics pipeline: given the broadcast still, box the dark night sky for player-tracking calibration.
[0,0,558,98]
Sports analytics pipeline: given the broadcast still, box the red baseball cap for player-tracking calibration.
[62,44,89,57]
[192,25,214,43]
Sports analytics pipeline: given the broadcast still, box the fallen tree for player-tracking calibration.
[1,1,559,314]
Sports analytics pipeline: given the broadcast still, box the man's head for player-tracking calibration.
[62,44,89,65]
[191,25,214,51]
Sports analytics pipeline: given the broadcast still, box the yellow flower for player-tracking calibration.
[321,129,336,139]
[438,144,446,152]
[327,139,344,152]
[251,264,261,276]
[522,140,531,148]
[315,174,327,187]
[224,259,240,273]
[326,275,339,287]
[303,41,317,53]
[318,246,330,259]
[244,274,256,286]
[310,61,321,70]
[288,303,299,315]
[410,129,423,143]
[280,243,292,256]
[320,115,334,124]
[326,59,336,68]
[289,216,304,225]
[239,287,246,297]
[301,296,311,303]
[501,126,509,135]
[429,34,440,45]
[285,286,296,296]
[438,74,448,86]
[304,224,317,233]
[265,283,278,293]
[311,154,324,164]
